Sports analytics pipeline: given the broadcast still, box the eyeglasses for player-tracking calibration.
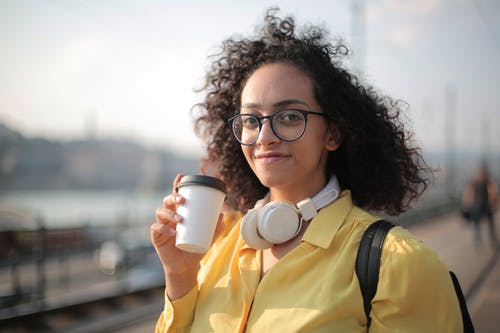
[228,109,325,146]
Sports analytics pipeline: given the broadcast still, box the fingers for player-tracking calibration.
[163,193,185,209]
[156,207,183,225]
[156,174,187,232]
[172,173,184,195]
[162,193,185,208]
[163,173,185,209]
[150,223,176,248]
[151,222,176,237]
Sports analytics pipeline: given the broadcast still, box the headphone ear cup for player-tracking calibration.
[240,208,273,249]
[257,202,301,244]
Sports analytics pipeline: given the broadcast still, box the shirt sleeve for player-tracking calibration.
[369,228,463,333]
[155,286,199,333]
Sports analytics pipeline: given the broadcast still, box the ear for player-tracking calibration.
[325,125,342,152]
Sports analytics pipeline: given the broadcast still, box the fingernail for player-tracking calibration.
[175,195,182,202]
[174,214,183,222]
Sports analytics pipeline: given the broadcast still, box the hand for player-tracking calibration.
[150,173,224,299]
[151,174,203,273]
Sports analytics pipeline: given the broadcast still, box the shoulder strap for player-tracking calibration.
[449,271,475,333]
[355,219,397,326]
[355,220,475,332]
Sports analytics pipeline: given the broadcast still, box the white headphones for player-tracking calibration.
[240,175,341,249]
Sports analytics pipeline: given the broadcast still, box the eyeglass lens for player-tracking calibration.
[232,109,306,145]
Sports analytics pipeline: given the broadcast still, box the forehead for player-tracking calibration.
[241,63,316,107]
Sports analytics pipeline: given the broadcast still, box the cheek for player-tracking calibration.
[241,146,254,165]
[299,129,331,160]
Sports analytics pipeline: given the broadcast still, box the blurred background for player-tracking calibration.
[0,0,499,332]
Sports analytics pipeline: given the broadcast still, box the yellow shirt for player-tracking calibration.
[155,190,462,332]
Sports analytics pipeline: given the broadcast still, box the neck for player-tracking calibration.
[269,175,328,204]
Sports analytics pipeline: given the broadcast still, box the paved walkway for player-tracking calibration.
[469,253,499,333]
[406,212,499,333]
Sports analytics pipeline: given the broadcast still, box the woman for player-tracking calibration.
[152,9,462,332]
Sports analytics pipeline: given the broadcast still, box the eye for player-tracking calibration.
[241,115,259,129]
[276,110,304,124]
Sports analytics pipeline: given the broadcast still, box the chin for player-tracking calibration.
[254,171,291,189]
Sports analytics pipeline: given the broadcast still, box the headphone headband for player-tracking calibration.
[297,175,340,220]
[311,175,341,210]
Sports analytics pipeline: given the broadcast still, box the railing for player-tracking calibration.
[0,217,162,321]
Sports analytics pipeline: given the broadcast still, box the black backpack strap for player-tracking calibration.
[449,271,475,333]
[356,220,475,332]
[355,219,397,327]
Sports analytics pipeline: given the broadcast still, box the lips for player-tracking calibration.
[254,152,290,164]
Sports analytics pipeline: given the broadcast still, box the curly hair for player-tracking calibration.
[193,8,430,215]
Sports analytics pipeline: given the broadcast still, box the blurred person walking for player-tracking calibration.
[462,162,499,248]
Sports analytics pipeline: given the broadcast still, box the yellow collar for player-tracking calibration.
[302,190,354,249]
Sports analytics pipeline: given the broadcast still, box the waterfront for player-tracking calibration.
[0,190,166,229]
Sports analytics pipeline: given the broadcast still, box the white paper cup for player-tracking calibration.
[175,175,227,253]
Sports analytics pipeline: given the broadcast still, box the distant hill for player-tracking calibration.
[0,122,199,191]
[1,122,498,193]
[0,123,23,142]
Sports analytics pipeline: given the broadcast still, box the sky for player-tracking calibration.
[0,0,499,158]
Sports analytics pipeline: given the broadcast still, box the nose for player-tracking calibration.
[256,118,280,146]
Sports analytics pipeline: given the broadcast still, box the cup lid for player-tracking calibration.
[176,175,227,194]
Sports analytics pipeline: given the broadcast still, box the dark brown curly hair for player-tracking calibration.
[193,8,430,215]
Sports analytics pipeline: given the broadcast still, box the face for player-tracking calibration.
[239,62,339,198]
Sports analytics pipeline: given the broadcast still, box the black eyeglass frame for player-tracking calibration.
[227,109,326,146]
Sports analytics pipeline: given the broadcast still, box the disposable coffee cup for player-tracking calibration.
[175,175,227,253]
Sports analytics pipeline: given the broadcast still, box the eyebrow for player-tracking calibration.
[241,99,309,110]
